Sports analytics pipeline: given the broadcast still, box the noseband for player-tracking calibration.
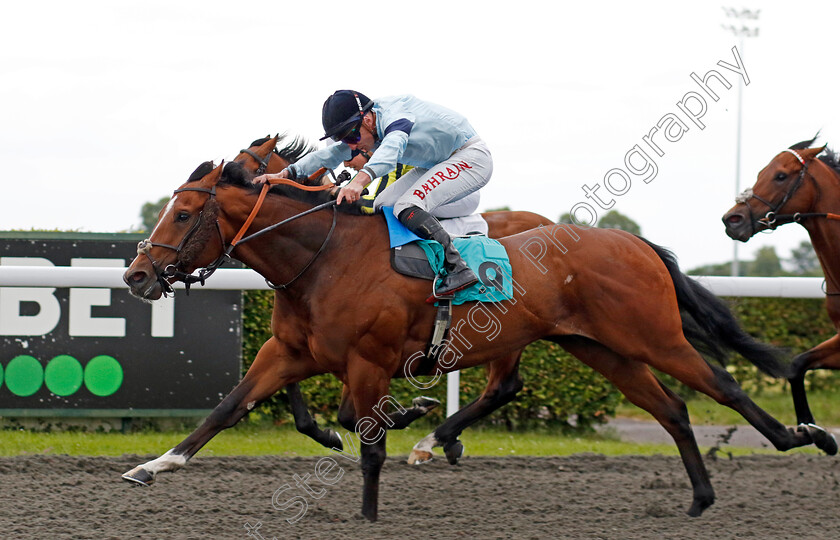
[735,148,813,234]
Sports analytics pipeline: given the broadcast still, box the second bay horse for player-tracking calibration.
[724,136,840,429]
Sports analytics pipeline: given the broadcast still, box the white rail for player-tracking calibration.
[0,266,270,289]
[0,267,827,417]
[0,267,827,297]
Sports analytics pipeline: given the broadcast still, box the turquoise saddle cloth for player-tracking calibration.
[382,207,513,305]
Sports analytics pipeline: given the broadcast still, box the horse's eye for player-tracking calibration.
[176,212,190,222]
[775,172,788,182]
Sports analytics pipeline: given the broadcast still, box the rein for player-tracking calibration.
[138,169,336,296]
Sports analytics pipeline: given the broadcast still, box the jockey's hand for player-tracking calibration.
[253,168,291,185]
[336,172,370,205]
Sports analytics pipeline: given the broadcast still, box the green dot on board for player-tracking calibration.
[5,355,44,397]
[44,355,84,396]
[84,355,123,397]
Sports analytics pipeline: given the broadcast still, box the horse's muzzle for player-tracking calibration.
[722,207,754,242]
[123,266,164,300]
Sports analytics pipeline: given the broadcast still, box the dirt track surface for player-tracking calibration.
[1,453,839,539]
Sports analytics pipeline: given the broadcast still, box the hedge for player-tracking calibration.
[241,291,837,431]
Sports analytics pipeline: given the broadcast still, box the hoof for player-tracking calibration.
[686,497,714,517]
[443,440,464,465]
[325,428,343,451]
[407,449,434,465]
[122,466,155,486]
[799,423,839,456]
[412,396,440,413]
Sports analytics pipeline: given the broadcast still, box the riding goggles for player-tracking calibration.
[334,123,362,145]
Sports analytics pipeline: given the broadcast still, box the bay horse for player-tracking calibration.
[723,136,840,429]
[122,159,836,521]
[234,134,554,462]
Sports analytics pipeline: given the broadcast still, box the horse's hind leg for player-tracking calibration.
[560,337,715,517]
[122,337,311,486]
[335,388,440,433]
[643,339,837,455]
[408,352,522,466]
[789,334,840,425]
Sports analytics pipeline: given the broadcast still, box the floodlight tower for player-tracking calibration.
[722,7,760,276]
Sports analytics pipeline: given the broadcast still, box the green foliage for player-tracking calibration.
[689,243,824,278]
[687,261,735,276]
[749,246,783,276]
[140,196,170,232]
[596,210,641,235]
[457,341,621,430]
[558,210,641,236]
[725,296,839,393]
[790,241,822,276]
[241,292,838,430]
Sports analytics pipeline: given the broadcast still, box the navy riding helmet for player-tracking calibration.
[320,90,373,141]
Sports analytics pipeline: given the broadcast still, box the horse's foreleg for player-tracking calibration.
[789,334,840,425]
[286,382,343,450]
[122,338,310,486]
[346,357,391,522]
[408,353,522,466]
[561,337,715,517]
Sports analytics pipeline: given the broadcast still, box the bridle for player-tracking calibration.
[136,184,226,296]
[238,145,335,185]
[733,147,840,296]
[238,147,273,175]
[735,149,816,234]
[136,172,337,297]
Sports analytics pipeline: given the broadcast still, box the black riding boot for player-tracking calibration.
[398,206,479,299]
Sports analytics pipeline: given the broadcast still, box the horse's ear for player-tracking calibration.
[202,160,225,187]
[801,146,827,161]
[268,134,280,151]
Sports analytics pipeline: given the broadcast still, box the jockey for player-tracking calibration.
[254,90,493,297]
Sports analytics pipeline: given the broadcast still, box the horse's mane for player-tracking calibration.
[788,132,840,178]
[184,161,337,207]
[249,133,316,164]
[187,161,215,183]
[248,133,330,188]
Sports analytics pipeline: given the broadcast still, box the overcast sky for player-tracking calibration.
[1,0,836,270]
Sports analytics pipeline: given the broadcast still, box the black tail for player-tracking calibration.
[638,237,788,378]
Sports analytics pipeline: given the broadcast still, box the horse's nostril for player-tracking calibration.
[129,271,147,284]
[726,214,743,225]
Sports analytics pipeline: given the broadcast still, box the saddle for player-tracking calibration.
[390,234,513,304]
[385,213,513,376]
[391,242,440,281]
